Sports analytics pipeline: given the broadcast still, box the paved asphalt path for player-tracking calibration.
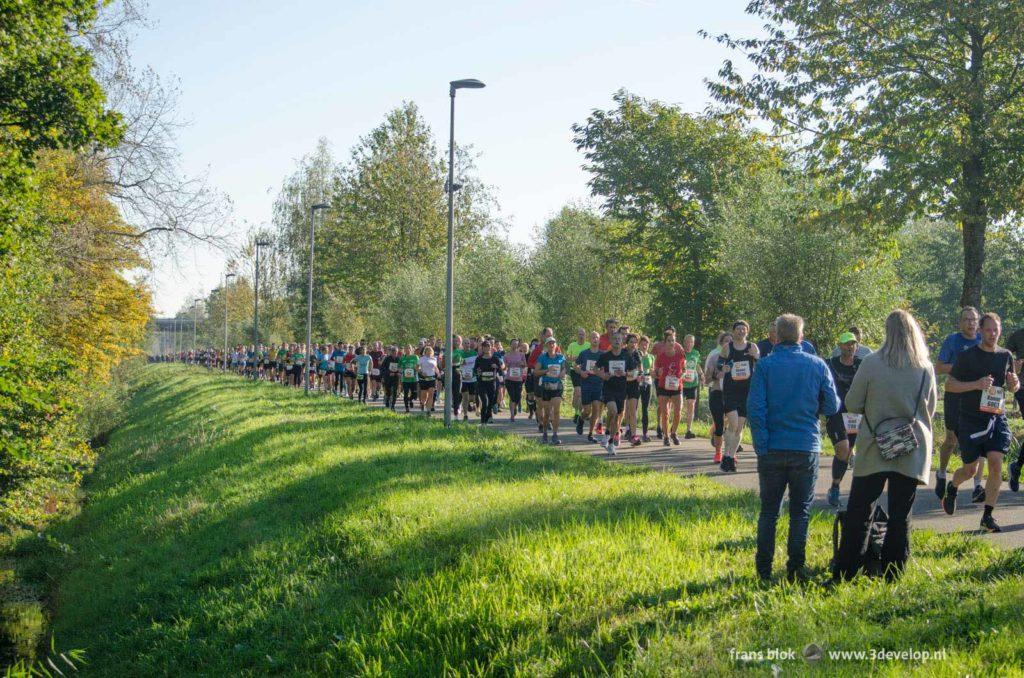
[364,394,1024,550]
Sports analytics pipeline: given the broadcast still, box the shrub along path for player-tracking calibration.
[34,365,1024,676]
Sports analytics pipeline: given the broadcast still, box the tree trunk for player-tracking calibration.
[960,24,989,310]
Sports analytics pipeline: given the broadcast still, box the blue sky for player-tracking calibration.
[133,0,762,315]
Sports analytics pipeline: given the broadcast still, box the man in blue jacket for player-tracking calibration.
[748,313,840,582]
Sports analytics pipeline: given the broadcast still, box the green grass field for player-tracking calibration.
[14,364,1024,676]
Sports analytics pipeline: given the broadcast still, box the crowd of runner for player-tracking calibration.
[161,310,1024,532]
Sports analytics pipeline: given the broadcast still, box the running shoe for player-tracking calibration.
[719,456,730,472]
[670,433,680,446]
[573,414,580,424]
[576,418,585,436]
[1010,460,1022,493]
[611,435,620,453]
[971,485,986,503]
[631,435,641,446]
[587,435,597,444]
[641,434,650,443]
[542,432,549,444]
[551,433,561,446]
[663,436,670,447]
[463,413,469,421]
[942,483,957,515]
[684,431,696,440]
[596,422,605,435]
[713,450,722,464]
[980,514,1002,533]
[827,485,840,507]
[737,445,744,453]
[606,439,616,455]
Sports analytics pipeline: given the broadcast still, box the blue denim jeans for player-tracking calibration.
[755,451,819,578]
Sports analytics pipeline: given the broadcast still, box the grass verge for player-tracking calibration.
[19,364,1024,676]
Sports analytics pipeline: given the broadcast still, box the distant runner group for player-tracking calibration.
[165,309,1024,531]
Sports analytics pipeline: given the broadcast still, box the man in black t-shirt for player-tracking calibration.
[825,332,862,507]
[942,312,1020,533]
[473,341,504,425]
[596,333,640,455]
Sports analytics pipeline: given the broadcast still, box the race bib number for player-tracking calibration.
[980,386,1005,414]
[388,363,399,373]
[403,368,415,379]
[732,361,751,381]
[371,368,380,376]
[544,381,561,390]
[328,360,335,367]
[508,367,522,378]
[586,359,596,373]
[461,366,473,379]
[665,375,681,390]
[481,371,495,381]
[547,364,561,377]
[641,375,653,385]
[609,360,626,374]
[683,369,697,383]
[842,413,862,435]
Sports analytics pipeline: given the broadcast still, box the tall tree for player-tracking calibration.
[706,0,1024,308]
[572,91,776,341]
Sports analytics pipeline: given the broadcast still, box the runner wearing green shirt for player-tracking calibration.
[638,336,655,442]
[398,346,420,412]
[566,328,591,425]
[276,346,288,384]
[681,334,702,439]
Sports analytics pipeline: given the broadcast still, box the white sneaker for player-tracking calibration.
[606,440,616,455]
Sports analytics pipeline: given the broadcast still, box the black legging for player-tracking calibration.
[639,382,652,435]
[478,381,497,423]
[402,382,417,410]
[710,389,725,436]
[506,380,523,406]
[384,378,399,409]
[451,371,462,414]
[357,375,368,402]
[835,471,917,581]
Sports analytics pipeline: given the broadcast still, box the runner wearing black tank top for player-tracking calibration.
[720,320,760,472]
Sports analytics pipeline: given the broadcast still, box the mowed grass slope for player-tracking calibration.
[29,364,1024,675]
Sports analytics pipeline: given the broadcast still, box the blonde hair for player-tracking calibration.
[879,310,930,369]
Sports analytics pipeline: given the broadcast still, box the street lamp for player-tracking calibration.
[192,299,200,354]
[444,78,486,428]
[223,272,236,371]
[254,240,272,345]
[305,203,330,395]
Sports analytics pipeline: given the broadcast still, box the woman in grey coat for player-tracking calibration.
[834,309,938,581]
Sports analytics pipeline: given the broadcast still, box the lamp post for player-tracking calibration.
[192,299,200,353]
[444,78,486,428]
[254,240,272,345]
[305,203,330,395]
[223,272,236,371]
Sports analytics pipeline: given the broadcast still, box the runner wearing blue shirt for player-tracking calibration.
[536,337,566,445]
[934,306,983,500]
[575,331,605,441]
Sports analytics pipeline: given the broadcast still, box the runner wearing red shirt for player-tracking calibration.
[598,318,618,351]
[654,332,686,446]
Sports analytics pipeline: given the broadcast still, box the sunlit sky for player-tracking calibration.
[132,0,762,316]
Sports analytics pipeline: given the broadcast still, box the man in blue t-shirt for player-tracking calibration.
[934,306,983,499]
[575,330,606,441]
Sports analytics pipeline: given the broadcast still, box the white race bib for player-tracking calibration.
[641,375,653,385]
[732,360,751,381]
[586,359,596,373]
[403,368,415,379]
[683,369,697,383]
[371,368,380,376]
[547,364,561,377]
[461,366,473,379]
[609,360,626,374]
[508,367,522,378]
[842,413,862,435]
[665,375,681,390]
[389,363,399,372]
[981,386,1005,414]
[481,371,495,381]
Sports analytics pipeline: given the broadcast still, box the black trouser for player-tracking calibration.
[384,378,398,409]
[835,471,917,581]
[451,371,463,414]
[639,382,652,434]
[402,382,417,410]
[478,381,497,423]
[357,375,367,402]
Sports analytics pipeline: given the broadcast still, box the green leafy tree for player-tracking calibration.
[706,0,1024,308]
[572,91,776,340]
[528,206,649,341]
